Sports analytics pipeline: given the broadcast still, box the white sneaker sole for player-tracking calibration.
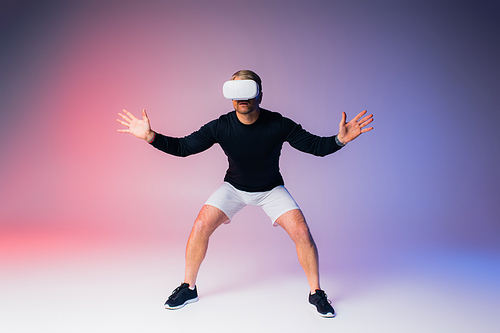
[165,297,199,310]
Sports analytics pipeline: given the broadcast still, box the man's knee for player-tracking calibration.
[192,205,228,236]
[277,209,314,244]
[192,216,210,236]
[293,223,314,244]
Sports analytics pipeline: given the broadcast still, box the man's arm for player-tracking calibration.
[284,119,343,157]
[149,123,217,157]
[117,109,216,157]
[284,109,373,156]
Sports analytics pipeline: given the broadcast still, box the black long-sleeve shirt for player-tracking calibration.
[150,109,343,192]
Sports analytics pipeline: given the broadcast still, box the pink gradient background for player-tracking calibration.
[1,1,499,331]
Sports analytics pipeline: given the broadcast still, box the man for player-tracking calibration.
[117,70,373,317]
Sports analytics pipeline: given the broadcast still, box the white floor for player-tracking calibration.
[1,242,499,333]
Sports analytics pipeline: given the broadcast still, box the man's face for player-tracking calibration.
[232,76,262,114]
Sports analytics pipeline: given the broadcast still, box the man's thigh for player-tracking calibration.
[274,209,311,241]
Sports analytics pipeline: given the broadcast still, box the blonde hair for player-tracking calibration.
[231,70,262,93]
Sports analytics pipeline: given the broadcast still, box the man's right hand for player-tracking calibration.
[117,109,155,142]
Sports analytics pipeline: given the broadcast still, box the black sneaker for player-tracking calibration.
[309,289,335,317]
[164,283,199,309]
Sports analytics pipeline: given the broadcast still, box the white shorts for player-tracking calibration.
[205,182,300,226]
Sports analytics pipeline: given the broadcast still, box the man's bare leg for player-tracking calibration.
[184,204,229,287]
[275,209,320,293]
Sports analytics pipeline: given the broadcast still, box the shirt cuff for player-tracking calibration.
[147,132,156,144]
[335,136,346,147]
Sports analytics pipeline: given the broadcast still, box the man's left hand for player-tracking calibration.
[337,110,374,145]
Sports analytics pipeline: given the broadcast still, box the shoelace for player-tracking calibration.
[168,284,187,300]
[316,290,332,306]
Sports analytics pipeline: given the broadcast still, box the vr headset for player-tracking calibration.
[223,80,259,100]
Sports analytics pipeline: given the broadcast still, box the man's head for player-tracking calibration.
[231,70,262,115]
[231,70,262,94]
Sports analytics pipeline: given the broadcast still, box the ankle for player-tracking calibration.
[184,282,196,290]
[310,287,321,294]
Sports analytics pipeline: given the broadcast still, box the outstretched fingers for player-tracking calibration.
[359,114,374,128]
[359,112,374,133]
[118,112,132,123]
[116,118,129,127]
[122,109,137,120]
[117,109,135,133]
[361,126,374,133]
[352,110,368,122]
[116,118,130,132]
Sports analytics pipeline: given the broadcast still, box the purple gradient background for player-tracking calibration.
[1,0,499,323]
